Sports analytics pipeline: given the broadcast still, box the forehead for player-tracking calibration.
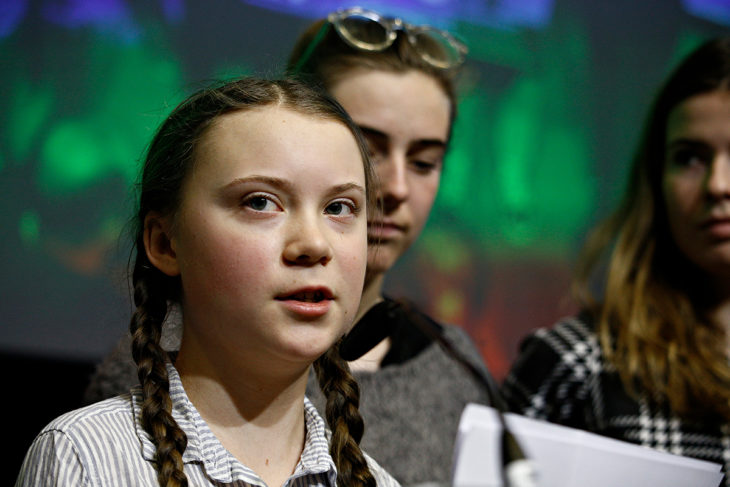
[198,105,349,155]
[329,69,451,141]
[190,105,365,183]
[666,90,730,142]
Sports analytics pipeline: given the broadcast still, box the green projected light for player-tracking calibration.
[40,120,107,195]
[433,16,594,258]
[3,26,186,286]
[34,41,183,196]
[8,79,53,163]
[18,210,41,246]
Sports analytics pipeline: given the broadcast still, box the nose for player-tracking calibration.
[706,153,730,200]
[378,153,409,212]
[282,216,333,266]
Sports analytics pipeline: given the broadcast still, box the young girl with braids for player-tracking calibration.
[15,77,400,487]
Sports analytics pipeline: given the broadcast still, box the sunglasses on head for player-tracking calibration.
[294,7,468,73]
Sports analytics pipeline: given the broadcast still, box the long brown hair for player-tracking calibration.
[129,77,376,486]
[573,37,730,421]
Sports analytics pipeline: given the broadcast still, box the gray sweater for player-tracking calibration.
[308,322,491,487]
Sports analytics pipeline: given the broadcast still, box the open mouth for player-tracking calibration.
[276,288,334,317]
[277,288,333,303]
[288,291,327,302]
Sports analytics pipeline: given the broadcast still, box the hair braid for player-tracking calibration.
[129,248,188,487]
[314,345,376,487]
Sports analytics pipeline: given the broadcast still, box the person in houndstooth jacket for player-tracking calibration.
[502,37,730,485]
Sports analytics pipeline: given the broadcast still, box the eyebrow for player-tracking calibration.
[666,138,711,150]
[222,175,295,192]
[325,182,366,200]
[222,176,365,197]
[358,125,447,151]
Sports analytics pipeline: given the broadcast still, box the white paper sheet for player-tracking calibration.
[452,404,724,487]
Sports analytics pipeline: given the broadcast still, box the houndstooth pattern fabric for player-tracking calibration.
[501,314,729,485]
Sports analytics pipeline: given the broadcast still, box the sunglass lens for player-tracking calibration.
[336,14,390,50]
[411,29,464,68]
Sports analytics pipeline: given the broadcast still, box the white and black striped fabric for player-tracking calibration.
[15,363,400,487]
[501,314,730,485]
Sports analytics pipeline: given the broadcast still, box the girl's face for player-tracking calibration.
[663,90,730,281]
[164,106,368,367]
[330,69,451,279]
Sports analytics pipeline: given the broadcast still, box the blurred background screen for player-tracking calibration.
[2,0,730,476]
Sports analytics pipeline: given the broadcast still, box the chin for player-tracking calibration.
[367,245,401,275]
[278,329,342,363]
[702,258,730,280]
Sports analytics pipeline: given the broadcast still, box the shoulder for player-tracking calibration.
[40,394,135,436]
[437,323,492,384]
[364,452,403,487]
[501,314,605,419]
[17,394,139,486]
[441,323,484,357]
[518,313,600,360]
[30,394,138,455]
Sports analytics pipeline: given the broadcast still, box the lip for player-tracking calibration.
[701,217,730,239]
[275,286,334,318]
[368,220,407,240]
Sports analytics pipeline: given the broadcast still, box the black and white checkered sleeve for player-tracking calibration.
[500,316,603,429]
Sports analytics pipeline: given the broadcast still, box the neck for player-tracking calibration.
[349,271,391,372]
[701,274,730,360]
[175,336,309,487]
[708,274,730,330]
[711,296,730,335]
[357,272,385,322]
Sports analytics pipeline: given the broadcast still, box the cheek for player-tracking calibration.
[663,176,699,224]
[179,223,273,292]
[411,176,441,224]
[662,176,705,262]
[337,227,368,288]
[343,228,368,274]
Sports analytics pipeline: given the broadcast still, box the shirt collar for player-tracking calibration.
[131,362,337,485]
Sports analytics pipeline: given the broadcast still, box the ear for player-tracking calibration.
[143,212,180,277]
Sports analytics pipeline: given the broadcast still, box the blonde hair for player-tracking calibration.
[573,37,730,421]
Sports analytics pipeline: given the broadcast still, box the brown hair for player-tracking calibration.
[129,77,376,486]
[286,17,461,140]
[573,37,730,421]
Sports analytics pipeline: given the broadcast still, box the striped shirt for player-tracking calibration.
[15,363,400,487]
